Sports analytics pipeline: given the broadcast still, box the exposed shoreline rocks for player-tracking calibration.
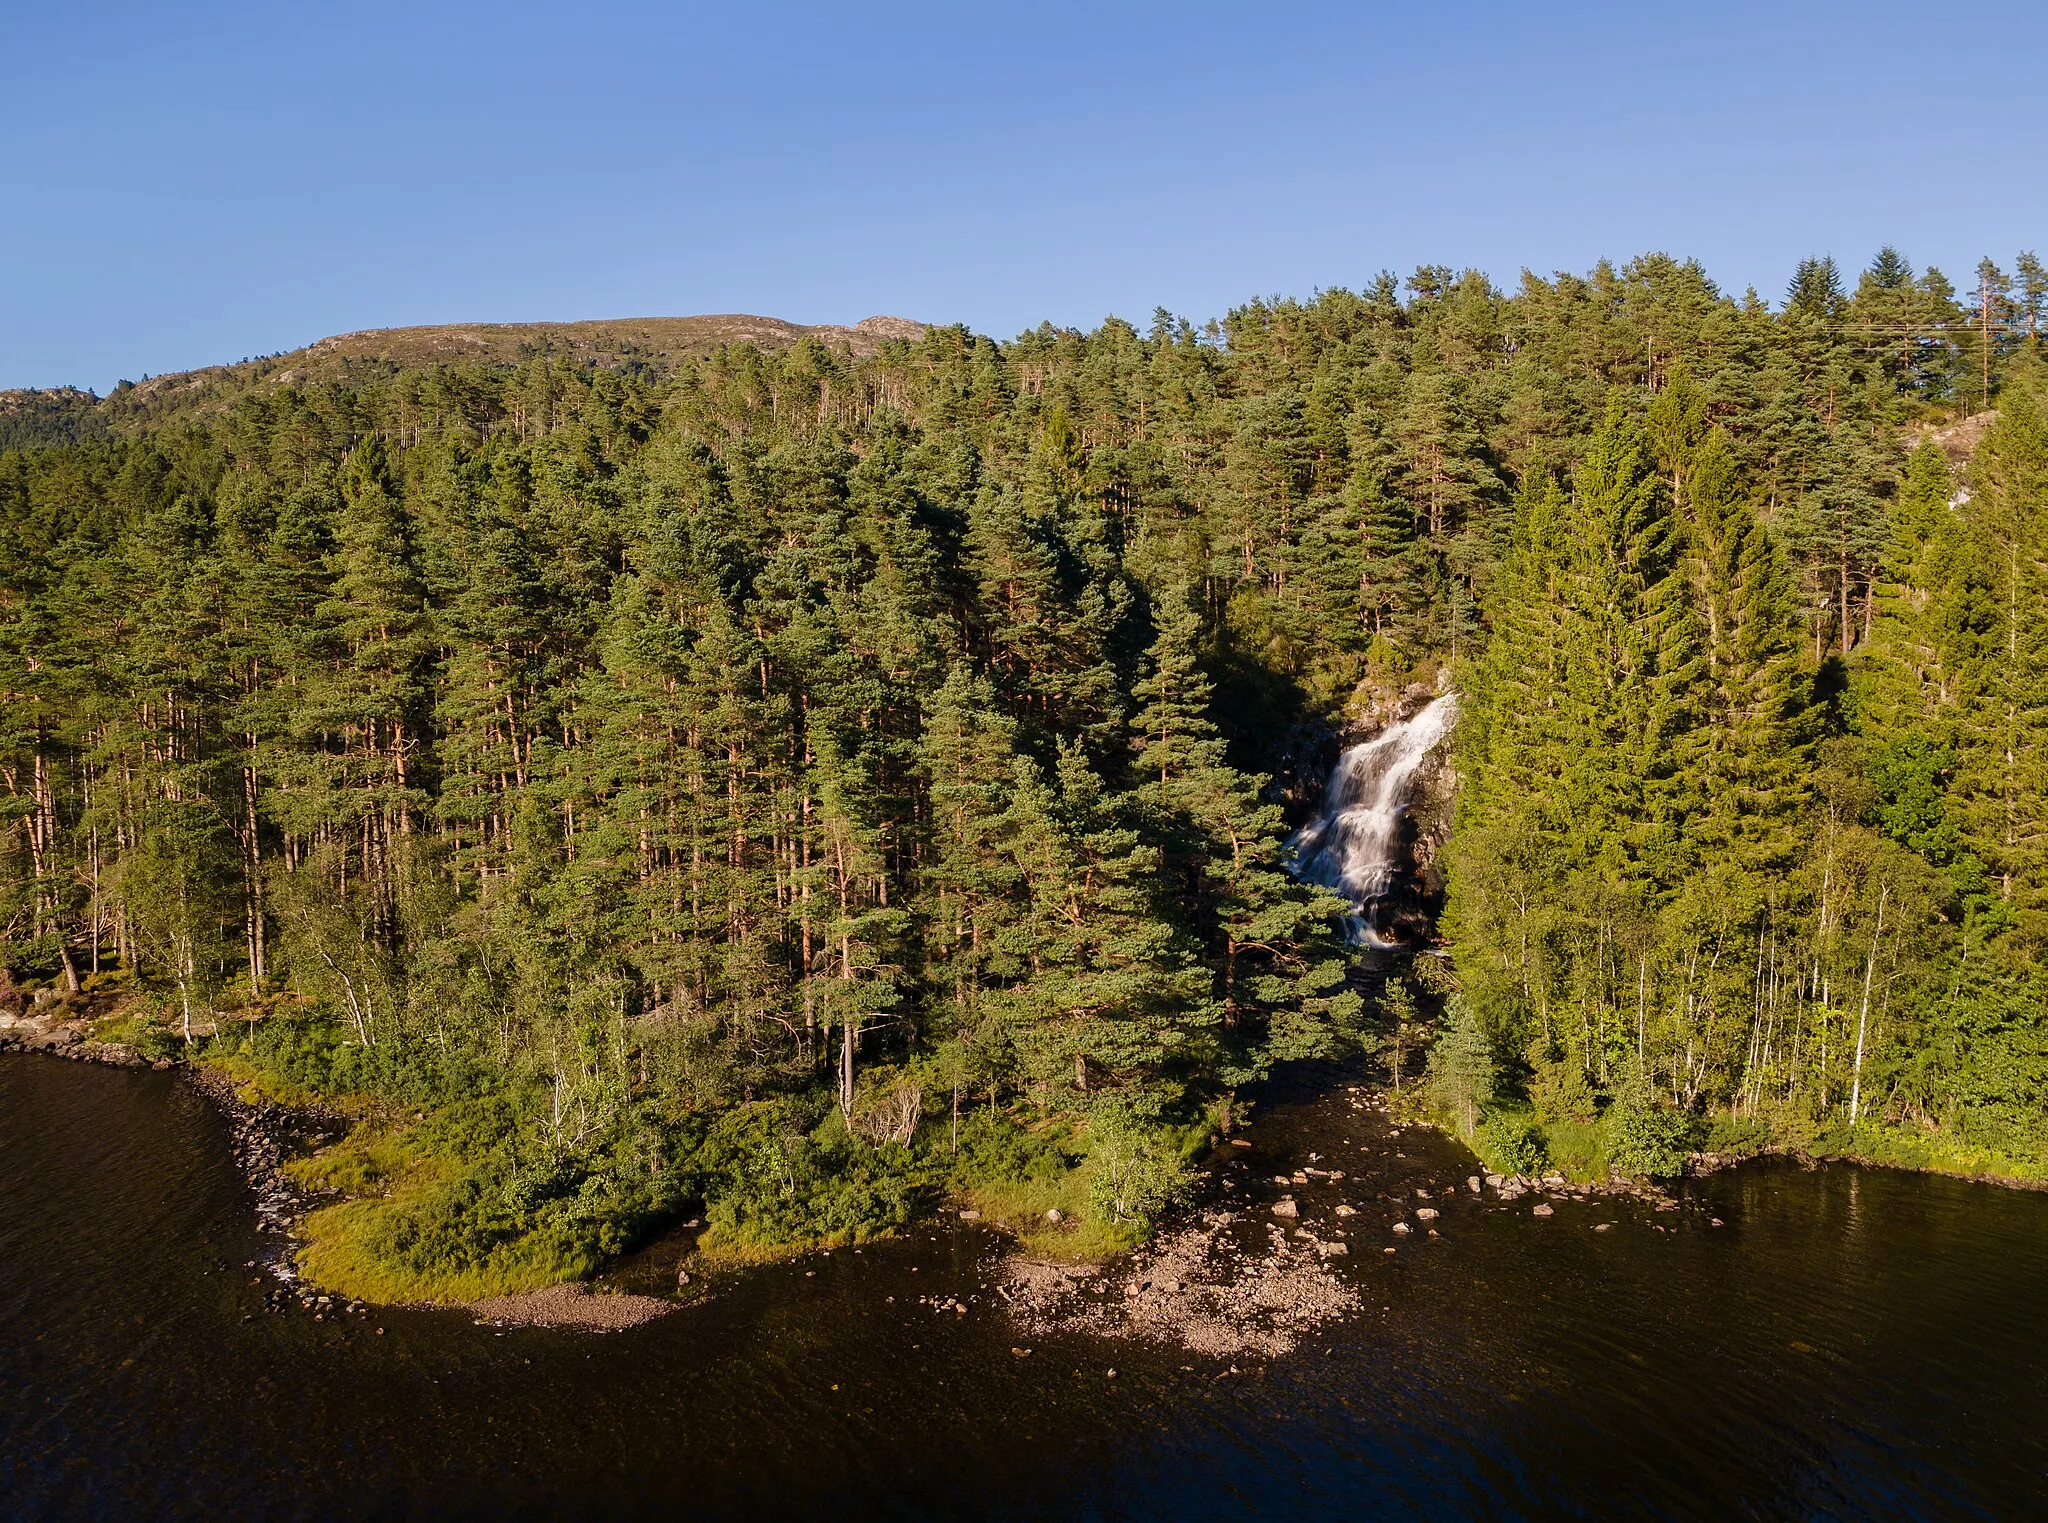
[0,1005,154,1067]
[1001,1206,1360,1361]
[469,1283,673,1331]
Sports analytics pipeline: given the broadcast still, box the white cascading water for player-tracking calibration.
[1288,694,1458,948]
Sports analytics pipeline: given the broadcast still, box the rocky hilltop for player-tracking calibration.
[0,313,928,432]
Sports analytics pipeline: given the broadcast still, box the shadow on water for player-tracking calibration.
[5,1053,2048,1521]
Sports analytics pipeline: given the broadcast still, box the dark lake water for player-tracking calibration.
[4,1053,2047,1521]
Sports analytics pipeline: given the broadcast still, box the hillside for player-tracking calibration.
[0,313,926,435]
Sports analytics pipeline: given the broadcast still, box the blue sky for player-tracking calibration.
[5,0,2043,393]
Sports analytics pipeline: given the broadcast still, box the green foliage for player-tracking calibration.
[1529,1053,1599,1125]
[8,252,2048,1288]
[1605,1091,1700,1180]
[695,1100,922,1248]
[1479,1107,1550,1175]
[1083,1097,1193,1229]
[1426,995,1497,1137]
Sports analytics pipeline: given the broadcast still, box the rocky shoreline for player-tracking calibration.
[8,1010,2041,1350]
[1,1007,336,1292]
[997,1085,1692,1361]
[1,1014,681,1331]
[0,1004,164,1068]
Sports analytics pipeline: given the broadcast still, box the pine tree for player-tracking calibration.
[1687,428,1812,867]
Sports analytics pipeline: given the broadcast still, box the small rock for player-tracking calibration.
[1011,1347,1031,1357]
[1321,1242,1349,1257]
[1467,1176,1482,1193]
[1532,1203,1554,1217]
[1415,1207,1439,1221]
[1271,1199,1299,1218]
[676,1268,691,1287]
[1333,1204,1356,1217]
[1593,1224,1612,1233]
[1391,1222,1412,1235]
[1272,1175,1292,1186]
[1484,1174,1503,1188]
[1044,1209,1063,1225]
[1710,1218,1724,1227]
[958,1210,980,1221]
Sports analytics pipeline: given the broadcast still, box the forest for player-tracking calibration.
[3,249,2045,1296]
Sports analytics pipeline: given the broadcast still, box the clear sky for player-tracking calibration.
[5,0,2043,393]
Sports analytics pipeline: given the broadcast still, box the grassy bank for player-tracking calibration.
[1405,1083,2048,1192]
[165,1013,1222,1305]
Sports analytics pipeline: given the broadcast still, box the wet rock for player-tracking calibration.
[1467,1176,1482,1193]
[1531,1203,1555,1217]
[1415,1208,1439,1222]
[1391,1222,1411,1235]
[1271,1199,1299,1219]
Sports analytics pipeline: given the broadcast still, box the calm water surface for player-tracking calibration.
[4,1054,2046,1521]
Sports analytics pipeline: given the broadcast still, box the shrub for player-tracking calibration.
[1606,1098,1699,1179]
[1481,1109,1550,1175]
[1083,1100,1191,1229]
[694,1099,922,1246]
[1530,1054,1599,1125]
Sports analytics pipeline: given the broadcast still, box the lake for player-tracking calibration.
[3,1053,2045,1520]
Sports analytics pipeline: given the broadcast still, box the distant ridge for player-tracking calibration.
[0,314,928,421]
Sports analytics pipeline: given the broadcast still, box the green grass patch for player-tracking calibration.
[1811,1120,2048,1185]
[200,1047,355,1114]
[1540,1117,1610,1181]
[284,1124,426,1196]
[958,1168,1144,1261]
[297,1179,596,1304]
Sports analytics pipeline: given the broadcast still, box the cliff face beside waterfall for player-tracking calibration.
[1288,691,1460,949]
[1348,675,1459,915]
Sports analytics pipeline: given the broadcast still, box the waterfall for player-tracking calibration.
[1288,694,1458,948]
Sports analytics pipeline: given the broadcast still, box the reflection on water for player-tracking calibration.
[4,1053,2047,1521]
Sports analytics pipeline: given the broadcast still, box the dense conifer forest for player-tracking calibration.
[5,250,2046,1293]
